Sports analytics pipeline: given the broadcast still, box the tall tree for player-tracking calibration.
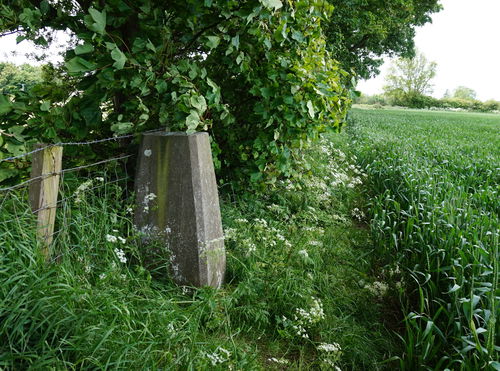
[452,86,477,101]
[383,51,437,101]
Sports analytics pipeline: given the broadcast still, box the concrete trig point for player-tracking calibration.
[134,132,225,288]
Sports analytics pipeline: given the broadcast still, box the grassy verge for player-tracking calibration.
[0,133,396,369]
[349,108,499,370]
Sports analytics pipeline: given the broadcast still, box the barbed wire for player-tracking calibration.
[1,167,129,222]
[0,128,167,164]
[0,154,133,193]
[0,134,135,163]
[0,130,136,263]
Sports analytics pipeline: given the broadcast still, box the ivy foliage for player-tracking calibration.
[0,0,351,185]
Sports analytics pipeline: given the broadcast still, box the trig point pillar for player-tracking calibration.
[134,132,225,288]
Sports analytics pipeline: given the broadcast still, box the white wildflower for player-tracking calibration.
[74,179,94,203]
[114,248,127,264]
[254,218,268,227]
[106,234,118,243]
[224,228,237,240]
[268,357,289,365]
[143,193,157,212]
[247,243,257,254]
[317,342,341,353]
[298,249,309,259]
[203,347,231,366]
[309,240,323,247]
[364,281,388,296]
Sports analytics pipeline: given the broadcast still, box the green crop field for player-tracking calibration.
[349,108,499,370]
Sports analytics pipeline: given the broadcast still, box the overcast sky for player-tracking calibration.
[1,0,499,101]
[358,0,500,101]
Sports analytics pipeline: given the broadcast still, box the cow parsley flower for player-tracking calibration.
[114,248,127,264]
[317,342,341,353]
[106,234,118,243]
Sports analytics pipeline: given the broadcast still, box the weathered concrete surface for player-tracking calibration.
[134,132,225,288]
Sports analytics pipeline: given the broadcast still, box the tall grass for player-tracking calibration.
[349,108,499,370]
[0,136,395,369]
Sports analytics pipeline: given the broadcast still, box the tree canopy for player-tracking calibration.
[1,0,352,184]
[452,86,477,101]
[0,63,43,93]
[325,0,441,79]
[383,51,437,105]
[0,0,440,184]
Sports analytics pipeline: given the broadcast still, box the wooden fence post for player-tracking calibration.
[29,144,63,259]
[134,132,225,288]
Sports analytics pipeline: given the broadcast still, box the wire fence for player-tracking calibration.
[0,133,140,261]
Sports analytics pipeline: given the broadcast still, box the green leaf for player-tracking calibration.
[231,35,239,50]
[306,100,315,118]
[75,43,94,55]
[236,51,244,65]
[5,142,25,156]
[16,35,26,44]
[65,57,96,74]
[88,7,106,35]
[206,78,219,93]
[146,40,156,52]
[111,122,134,134]
[0,168,18,183]
[205,36,220,50]
[40,101,51,111]
[0,94,12,115]
[250,172,263,182]
[291,30,304,42]
[260,87,272,100]
[8,126,25,141]
[446,284,461,294]
[155,80,168,94]
[111,47,127,70]
[260,0,283,10]
[190,95,207,114]
[185,110,200,131]
[40,0,49,14]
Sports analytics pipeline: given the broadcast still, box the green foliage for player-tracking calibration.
[324,0,442,79]
[383,51,437,104]
[350,108,499,370]
[0,62,42,93]
[452,85,477,101]
[0,0,351,185]
[354,93,389,106]
[0,137,395,369]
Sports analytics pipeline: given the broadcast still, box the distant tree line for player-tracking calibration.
[356,52,500,112]
[356,92,500,113]
[0,62,43,93]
